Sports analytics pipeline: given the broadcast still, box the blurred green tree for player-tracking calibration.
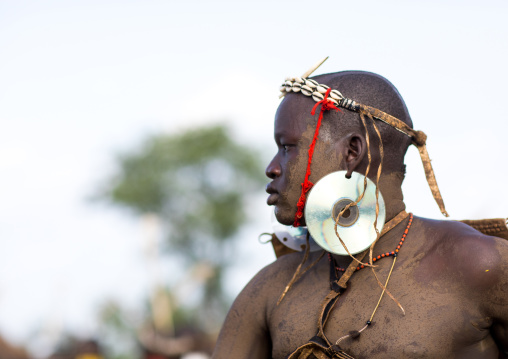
[100,124,265,335]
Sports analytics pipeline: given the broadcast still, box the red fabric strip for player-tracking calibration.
[293,88,340,227]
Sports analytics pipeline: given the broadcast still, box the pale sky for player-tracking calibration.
[1,0,507,355]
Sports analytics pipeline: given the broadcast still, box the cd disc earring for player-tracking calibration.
[304,171,386,256]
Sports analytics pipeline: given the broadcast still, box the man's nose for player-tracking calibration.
[265,157,281,179]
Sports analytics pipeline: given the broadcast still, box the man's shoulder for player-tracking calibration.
[227,250,320,325]
[415,216,508,291]
[417,216,507,253]
[246,251,316,293]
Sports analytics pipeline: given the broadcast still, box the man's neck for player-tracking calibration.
[378,172,406,222]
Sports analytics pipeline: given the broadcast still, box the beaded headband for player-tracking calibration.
[279,57,449,223]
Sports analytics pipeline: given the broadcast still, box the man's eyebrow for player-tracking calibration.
[274,131,284,138]
[274,130,290,140]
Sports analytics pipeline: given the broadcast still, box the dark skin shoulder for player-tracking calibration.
[212,251,313,359]
[326,217,508,359]
[214,217,508,359]
[414,218,508,356]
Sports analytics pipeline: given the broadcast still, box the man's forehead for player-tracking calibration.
[274,92,345,139]
[275,94,316,129]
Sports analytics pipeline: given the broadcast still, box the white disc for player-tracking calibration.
[304,171,386,256]
[271,210,321,252]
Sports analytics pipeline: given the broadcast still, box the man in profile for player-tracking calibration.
[212,67,508,358]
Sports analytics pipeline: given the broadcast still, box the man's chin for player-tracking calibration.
[273,206,297,226]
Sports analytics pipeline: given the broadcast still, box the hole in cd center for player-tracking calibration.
[332,198,359,227]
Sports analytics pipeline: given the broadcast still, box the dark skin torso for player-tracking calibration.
[213,217,508,358]
[214,76,508,358]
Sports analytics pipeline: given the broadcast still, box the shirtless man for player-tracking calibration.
[213,70,508,358]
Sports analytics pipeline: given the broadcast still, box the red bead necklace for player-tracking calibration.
[329,213,413,272]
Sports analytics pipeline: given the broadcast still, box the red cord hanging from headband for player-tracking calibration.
[293,88,340,227]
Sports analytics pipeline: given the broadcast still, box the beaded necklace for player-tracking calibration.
[328,213,414,346]
[330,213,413,273]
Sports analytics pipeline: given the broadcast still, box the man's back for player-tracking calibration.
[214,217,508,358]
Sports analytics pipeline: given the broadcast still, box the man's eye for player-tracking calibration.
[282,144,291,152]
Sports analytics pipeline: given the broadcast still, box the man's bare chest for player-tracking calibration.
[268,262,496,358]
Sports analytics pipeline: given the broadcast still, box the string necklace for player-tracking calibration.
[329,213,414,345]
[330,213,413,273]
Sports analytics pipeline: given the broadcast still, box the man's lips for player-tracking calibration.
[266,184,279,205]
[267,193,279,205]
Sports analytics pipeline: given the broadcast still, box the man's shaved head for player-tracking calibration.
[310,71,414,175]
[268,71,414,224]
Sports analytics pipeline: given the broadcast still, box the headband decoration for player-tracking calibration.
[280,57,449,224]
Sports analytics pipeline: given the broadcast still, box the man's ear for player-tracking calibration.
[339,133,367,179]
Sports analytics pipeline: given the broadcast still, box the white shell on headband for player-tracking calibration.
[316,85,329,94]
